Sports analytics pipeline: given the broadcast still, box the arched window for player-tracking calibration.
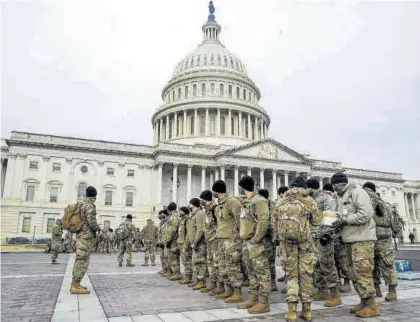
[172,90,175,101]
[210,54,214,65]
[197,56,201,66]
[217,55,221,65]
[178,88,181,100]
[210,83,215,95]
[248,91,251,101]
[236,87,240,99]
[224,56,228,66]
[190,117,195,135]
[204,54,207,65]
[202,83,206,96]
[228,85,232,98]
[200,115,205,134]
[77,182,87,201]
[220,116,226,135]
[185,86,188,99]
[220,84,224,96]
[210,115,215,135]
[231,117,235,135]
[193,84,197,97]
[243,89,246,100]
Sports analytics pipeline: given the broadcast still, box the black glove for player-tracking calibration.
[332,215,344,229]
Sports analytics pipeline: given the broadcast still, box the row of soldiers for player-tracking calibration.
[156,172,401,320]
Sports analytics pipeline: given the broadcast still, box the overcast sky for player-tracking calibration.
[1,0,420,179]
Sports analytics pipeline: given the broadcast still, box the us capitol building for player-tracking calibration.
[1,3,419,243]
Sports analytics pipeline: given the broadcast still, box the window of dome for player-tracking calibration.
[202,83,206,96]
[228,85,232,98]
[236,87,240,99]
[220,84,224,96]
[193,84,197,97]
[169,121,173,139]
[210,83,215,95]
[231,117,235,135]
[224,56,228,66]
[190,116,195,135]
[178,88,181,100]
[220,116,226,135]
[81,165,88,174]
[197,56,201,66]
[243,89,246,100]
[236,60,239,70]
[172,90,175,101]
[230,57,234,68]
[185,86,189,99]
[184,58,189,69]
[217,55,221,65]
[248,91,251,102]
[204,55,207,65]
[200,115,205,134]
[210,54,214,65]
[190,57,194,67]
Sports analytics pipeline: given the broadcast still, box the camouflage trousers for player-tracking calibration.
[159,246,167,271]
[72,231,93,283]
[265,239,276,280]
[117,239,133,264]
[218,238,243,289]
[193,242,207,281]
[373,237,397,286]
[280,240,316,303]
[181,243,193,276]
[334,240,350,281]
[314,240,339,289]
[206,240,218,283]
[164,246,172,272]
[51,238,61,262]
[168,241,180,274]
[144,240,156,262]
[345,241,376,299]
[243,240,271,297]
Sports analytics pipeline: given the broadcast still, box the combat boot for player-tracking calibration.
[51,260,60,264]
[151,260,156,266]
[237,294,258,309]
[193,280,206,290]
[157,269,165,275]
[375,283,382,297]
[188,280,198,288]
[169,272,183,281]
[162,270,172,277]
[385,285,397,301]
[339,279,351,293]
[324,287,342,307]
[118,262,123,267]
[126,262,135,267]
[141,261,149,266]
[271,279,278,292]
[216,285,233,299]
[284,302,297,322]
[350,298,368,313]
[300,302,312,321]
[356,297,380,318]
[70,281,90,295]
[225,287,243,303]
[179,274,192,285]
[209,283,224,296]
[201,282,216,293]
[248,295,270,314]
[313,289,329,301]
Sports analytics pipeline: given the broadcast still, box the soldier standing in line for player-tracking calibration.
[212,180,244,304]
[141,219,158,266]
[236,176,271,314]
[117,214,136,267]
[163,202,182,281]
[51,219,63,264]
[178,207,193,284]
[332,172,380,318]
[134,228,142,252]
[157,210,169,276]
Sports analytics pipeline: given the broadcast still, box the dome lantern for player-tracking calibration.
[202,1,221,44]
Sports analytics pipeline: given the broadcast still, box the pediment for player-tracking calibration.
[220,139,308,163]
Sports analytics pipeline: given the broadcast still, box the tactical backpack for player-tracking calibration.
[388,203,404,238]
[116,222,130,240]
[275,195,311,243]
[62,203,84,233]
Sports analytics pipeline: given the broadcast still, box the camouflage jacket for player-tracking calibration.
[52,223,63,241]
[142,222,158,241]
[158,217,167,243]
[163,211,181,244]
[80,197,101,235]
[178,215,188,245]
[240,193,269,243]
[215,194,242,239]
[186,208,205,245]
[313,190,337,212]
[203,202,218,243]
[124,219,136,239]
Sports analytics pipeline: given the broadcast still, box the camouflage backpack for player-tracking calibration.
[275,194,311,243]
[115,222,130,241]
[387,203,404,238]
[62,203,84,233]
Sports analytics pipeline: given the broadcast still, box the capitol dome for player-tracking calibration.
[151,1,270,147]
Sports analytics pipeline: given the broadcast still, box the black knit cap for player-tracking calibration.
[212,180,227,193]
[200,190,213,201]
[179,206,190,214]
[167,202,177,211]
[330,171,348,185]
[86,186,97,197]
[306,178,320,190]
[278,186,289,195]
[323,183,334,192]
[239,175,254,192]
[189,198,201,208]
[290,176,307,188]
[363,182,376,192]
[258,189,269,200]
[126,214,133,220]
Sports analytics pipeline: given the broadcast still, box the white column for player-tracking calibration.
[238,111,242,137]
[159,119,163,142]
[172,163,178,203]
[183,111,187,137]
[260,168,265,189]
[201,166,206,191]
[194,109,199,135]
[165,115,169,140]
[220,165,225,181]
[319,177,324,189]
[215,169,219,181]
[157,163,163,204]
[210,172,214,188]
[412,194,417,220]
[405,193,410,219]
[247,167,252,176]
[272,170,277,199]
[174,113,178,138]
[234,166,239,196]
[247,113,251,139]
[284,172,289,187]
[205,108,209,135]
[228,109,232,136]
[187,164,192,202]
[217,108,221,136]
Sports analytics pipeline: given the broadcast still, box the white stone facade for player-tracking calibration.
[1,5,419,243]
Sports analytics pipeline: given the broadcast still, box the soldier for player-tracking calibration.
[51,219,63,264]
[107,228,115,253]
[331,172,380,318]
[257,188,278,292]
[363,182,397,301]
[200,190,220,294]
[307,178,342,307]
[236,176,271,314]
[274,186,289,288]
[117,214,136,267]
[71,186,101,294]
[274,176,322,321]
[157,210,169,276]
[141,219,158,266]
[134,228,142,252]
[163,202,182,281]
[178,206,193,284]
[212,180,244,304]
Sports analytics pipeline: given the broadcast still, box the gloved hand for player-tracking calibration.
[332,214,344,229]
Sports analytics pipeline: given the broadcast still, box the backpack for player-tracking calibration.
[62,203,84,233]
[116,222,130,240]
[387,203,404,238]
[276,194,311,243]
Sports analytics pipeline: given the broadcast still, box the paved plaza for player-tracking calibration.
[2,251,420,322]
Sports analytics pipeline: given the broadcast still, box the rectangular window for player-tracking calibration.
[26,185,35,201]
[185,86,188,99]
[236,87,240,99]
[105,191,113,206]
[50,187,58,203]
[22,217,31,233]
[104,220,111,231]
[201,83,206,96]
[126,191,134,207]
[52,163,61,172]
[46,218,55,233]
[107,168,114,176]
[127,170,135,177]
[29,161,38,170]
[228,85,232,98]
[220,84,224,96]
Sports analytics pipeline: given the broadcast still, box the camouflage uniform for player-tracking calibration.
[117,219,136,265]
[204,201,218,286]
[51,219,63,262]
[190,208,206,282]
[163,210,181,274]
[266,199,276,282]
[142,220,158,263]
[158,215,168,273]
[72,197,101,284]
[179,213,192,277]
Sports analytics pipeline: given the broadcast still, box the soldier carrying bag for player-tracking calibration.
[62,203,84,233]
[116,222,130,241]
